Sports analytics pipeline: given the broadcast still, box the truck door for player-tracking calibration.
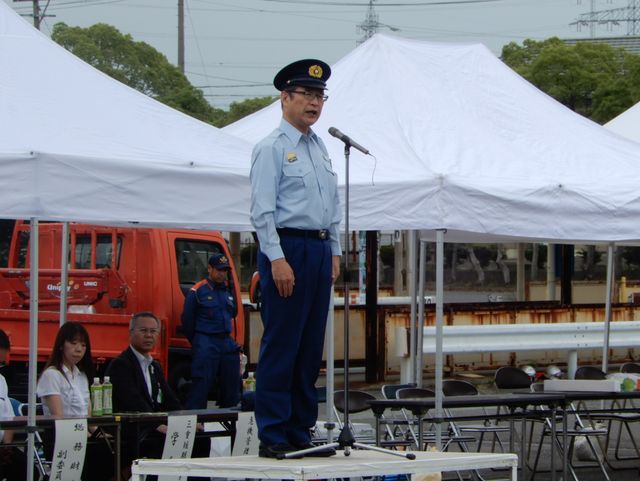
[167,234,225,342]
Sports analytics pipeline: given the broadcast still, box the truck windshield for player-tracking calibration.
[175,239,223,287]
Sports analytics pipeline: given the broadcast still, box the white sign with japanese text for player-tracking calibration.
[231,412,259,456]
[51,418,87,481]
[159,414,197,481]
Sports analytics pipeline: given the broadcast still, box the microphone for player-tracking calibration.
[328,127,370,155]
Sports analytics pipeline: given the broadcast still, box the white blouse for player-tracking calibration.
[36,365,90,417]
[0,374,14,441]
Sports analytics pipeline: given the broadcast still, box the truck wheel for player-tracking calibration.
[168,361,192,404]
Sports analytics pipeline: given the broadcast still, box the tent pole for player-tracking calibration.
[408,231,417,384]
[416,238,426,388]
[434,229,445,449]
[27,218,39,481]
[516,243,525,301]
[59,221,69,325]
[546,243,555,301]
[602,242,615,373]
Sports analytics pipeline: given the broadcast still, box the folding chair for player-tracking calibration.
[528,381,611,481]
[574,365,606,380]
[620,362,640,374]
[394,387,436,449]
[443,379,509,454]
[18,402,50,480]
[380,383,416,442]
[333,390,378,445]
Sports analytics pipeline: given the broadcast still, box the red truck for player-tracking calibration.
[0,221,246,401]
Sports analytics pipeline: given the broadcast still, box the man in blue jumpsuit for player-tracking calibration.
[250,59,342,458]
[182,253,241,409]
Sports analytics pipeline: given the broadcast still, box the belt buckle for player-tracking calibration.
[319,229,328,240]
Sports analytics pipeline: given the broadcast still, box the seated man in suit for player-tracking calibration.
[106,312,207,478]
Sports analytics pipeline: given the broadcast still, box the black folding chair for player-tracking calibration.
[380,383,416,441]
[529,374,611,481]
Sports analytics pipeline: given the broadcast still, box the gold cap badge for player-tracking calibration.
[309,65,323,79]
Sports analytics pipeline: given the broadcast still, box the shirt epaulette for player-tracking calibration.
[191,279,209,291]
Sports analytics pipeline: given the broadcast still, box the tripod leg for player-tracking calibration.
[352,442,416,459]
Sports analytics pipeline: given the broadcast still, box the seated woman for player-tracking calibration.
[36,322,113,481]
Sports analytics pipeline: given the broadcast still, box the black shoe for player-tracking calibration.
[291,442,337,457]
[258,442,303,459]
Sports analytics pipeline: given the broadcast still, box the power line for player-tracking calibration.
[259,0,502,5]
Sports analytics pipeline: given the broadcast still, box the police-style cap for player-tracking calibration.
[209,253,231,270]
[273,59,331,91]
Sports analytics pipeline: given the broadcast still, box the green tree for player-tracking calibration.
[501,37,640,123]
[51,22,225,123]
[219,97,277,127]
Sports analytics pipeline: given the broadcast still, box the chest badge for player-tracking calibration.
[207,296,213,300]
[287,152,298,163]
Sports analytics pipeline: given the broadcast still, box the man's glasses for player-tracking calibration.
[289,90,328,102]
[134,327,160,336]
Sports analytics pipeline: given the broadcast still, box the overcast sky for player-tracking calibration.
[4,0,631,108]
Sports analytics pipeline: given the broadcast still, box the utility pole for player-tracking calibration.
[32,0,40,29]
[14,0,52,30]
[178,0,185,73]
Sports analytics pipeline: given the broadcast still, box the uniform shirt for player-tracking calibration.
[0,373,14,442]
[250,118,342,261]
[181,279,235,339]
[130,345,154,399]
[36,365,90,417]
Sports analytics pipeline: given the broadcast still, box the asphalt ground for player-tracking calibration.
[316,374,640,481]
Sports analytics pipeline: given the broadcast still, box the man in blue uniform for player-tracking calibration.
[250,59,342,458]
[182,253,241,409]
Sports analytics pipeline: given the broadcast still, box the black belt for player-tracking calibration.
[277,228,330,240]
[198,332,230,339]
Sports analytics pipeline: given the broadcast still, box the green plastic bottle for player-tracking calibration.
[90,377,103,416]
[102,376,113,415]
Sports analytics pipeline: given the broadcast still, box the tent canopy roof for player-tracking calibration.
[0,2,253,231]
[226,34,640,243]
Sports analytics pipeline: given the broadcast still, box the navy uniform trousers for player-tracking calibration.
[256,234,332,446]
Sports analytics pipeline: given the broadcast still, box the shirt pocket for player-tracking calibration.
[282,160,313,187]
[200,295,223,320]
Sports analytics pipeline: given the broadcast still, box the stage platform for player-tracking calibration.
[131,449,518,480]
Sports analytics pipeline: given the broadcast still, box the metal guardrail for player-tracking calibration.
[395,321,640,380]
[420,321,640,354]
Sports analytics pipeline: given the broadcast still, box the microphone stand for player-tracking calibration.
[283,142,415,460]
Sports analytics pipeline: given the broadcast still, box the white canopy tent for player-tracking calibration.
[226,34,640,454]
[0,4,253,479]
[605,101,640,142]
[226,34,640,243]
[0,1,253,230]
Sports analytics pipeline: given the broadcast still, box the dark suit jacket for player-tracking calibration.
[106,346,181,413]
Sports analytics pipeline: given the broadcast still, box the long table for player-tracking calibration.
[0,408,238,481]
[131,449,519,480]
[369,392,566,481]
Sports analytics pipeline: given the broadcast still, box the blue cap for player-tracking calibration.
[208,253,230,270]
